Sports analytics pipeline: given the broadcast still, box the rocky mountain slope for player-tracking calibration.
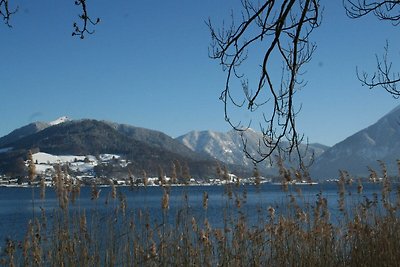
[104,121,203,160]
[311,105,400,179]
[177,129,327,175]
[0,116,72,148]
[0,122,49,148]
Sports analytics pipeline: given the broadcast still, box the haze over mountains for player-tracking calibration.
[1,104,400,180]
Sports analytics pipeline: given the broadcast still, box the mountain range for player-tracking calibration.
[176,129,327,175]
[1,104,400,180]
[0,119,221,178]
[310,105,400,179]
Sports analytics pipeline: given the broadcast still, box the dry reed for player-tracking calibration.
[1,161,400,266]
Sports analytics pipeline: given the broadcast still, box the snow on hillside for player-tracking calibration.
[99,154,120,161]
[32,152,121,174]
[33,152,87,164]
[49,116,71,126]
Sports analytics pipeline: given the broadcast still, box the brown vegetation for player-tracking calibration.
[1,162,400,266]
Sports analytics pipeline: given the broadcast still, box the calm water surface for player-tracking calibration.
[0,182,389,244]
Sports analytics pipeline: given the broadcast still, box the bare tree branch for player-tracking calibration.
[0,0,100,39]
[356,42,400,97]
[344,0,400,24]
[344,0,400,95]
[72,0,100,39]
[208,0,321,164]
[0,0,18,27]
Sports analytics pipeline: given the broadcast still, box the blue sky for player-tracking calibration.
[0,1,399,146]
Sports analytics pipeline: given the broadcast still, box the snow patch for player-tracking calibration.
[33,152,86,164]
[69,162,97,173]
[99,154,120,161]
[35,164,54,173]
[362,132,376,146]
[31,152,123,175]
[49,116,71,126]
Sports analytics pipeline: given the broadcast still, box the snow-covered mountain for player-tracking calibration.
[177,129,260,166]
[177,129,327,175]
[311,105,400,179]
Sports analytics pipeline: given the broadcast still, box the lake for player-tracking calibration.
[0,182,392,245]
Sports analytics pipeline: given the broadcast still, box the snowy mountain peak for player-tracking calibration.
[49,116,71,126]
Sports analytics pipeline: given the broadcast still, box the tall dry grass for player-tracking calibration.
[1,161,400,266]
